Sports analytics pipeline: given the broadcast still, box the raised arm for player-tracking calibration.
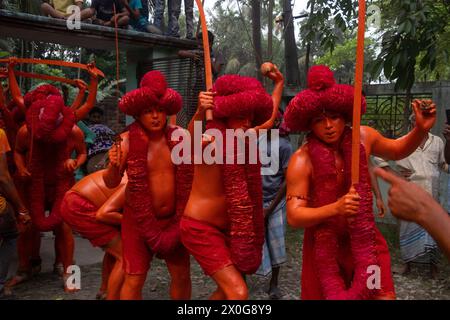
[286,149,360,228]
[72,64,99,122]
[365,100,436,160]
[253,63,284,132]
[70,79,88,111]
[96,183,125,226]
[7,60,25,114]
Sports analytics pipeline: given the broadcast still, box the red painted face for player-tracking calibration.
[226,115,253,131]
[137,105,167,133]
[310,111,346,145]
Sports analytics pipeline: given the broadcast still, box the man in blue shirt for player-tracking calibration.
[256,117,293,300]
[122,0,162,33]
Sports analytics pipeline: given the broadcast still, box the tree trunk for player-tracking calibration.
[251,0,262,81]
[304,0,315,80]
[283,0,300,86]
[267,0,274,60]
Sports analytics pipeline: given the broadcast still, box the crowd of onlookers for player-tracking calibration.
[3,0,195,39]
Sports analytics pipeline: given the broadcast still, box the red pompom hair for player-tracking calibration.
[119,71,182,117]
[24,84,61,108]
[284,65,366,132]
[212,75,272,126]
[25,95,75,143]
[307,65,335,91]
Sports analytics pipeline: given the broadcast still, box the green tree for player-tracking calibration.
[370,0,450,90]
[315,36,376,83]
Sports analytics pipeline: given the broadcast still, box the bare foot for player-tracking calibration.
[96,291,107,300]
[6,271,31,287]
[267,286,283,300]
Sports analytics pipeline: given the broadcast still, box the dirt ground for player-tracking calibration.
[7,223,450,300]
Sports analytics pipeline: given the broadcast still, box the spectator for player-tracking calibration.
[256,117,293,300]
[0,128,30,299]
[121,0,162,34]
[395,112,448,278]
[178,31,225,81]
[85,107,115,174]
[375,167,450,262]
[41,0,93,21]
[153,0,166,33]
[90,0,130,28]
[167,0,194,39]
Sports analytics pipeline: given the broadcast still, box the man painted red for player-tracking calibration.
[103,70,193,300]
[284,65,436,300]
[181,65,284,299]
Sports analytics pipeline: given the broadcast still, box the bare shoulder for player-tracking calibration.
[287,145,312,178]
[360,125,382,147]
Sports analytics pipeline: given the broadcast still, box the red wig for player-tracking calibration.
[212,75,273,126]
[24,84,61,109]
[25,94,75,143]
[119,70,182,117]
[284,65,366,132]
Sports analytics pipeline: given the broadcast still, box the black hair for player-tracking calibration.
[197,31,215,45]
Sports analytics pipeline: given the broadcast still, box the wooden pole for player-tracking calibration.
[194,0,213,121]
[351,0,366,185]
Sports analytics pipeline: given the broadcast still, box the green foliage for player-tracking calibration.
[315,36,376,82]
[301,0,360,53]
[209,1,285,77]
[370,0,450,90]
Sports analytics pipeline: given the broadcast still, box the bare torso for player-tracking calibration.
[71,170,126,208]
[184,163,228,229]
[120,131,176,219]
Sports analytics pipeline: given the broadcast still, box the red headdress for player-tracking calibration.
[285,66,391,299]
[24,84,61,108]
[284,65,366,132]
[212,74,273,126]
[119,70,182,117]
[206,74,273,274]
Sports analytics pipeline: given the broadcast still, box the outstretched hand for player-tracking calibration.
[412,99,436,132]
[374,167,432,223]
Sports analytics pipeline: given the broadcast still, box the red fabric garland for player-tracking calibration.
[306,127,378,299]
[206,120,264,274]
[125,122,193,258]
